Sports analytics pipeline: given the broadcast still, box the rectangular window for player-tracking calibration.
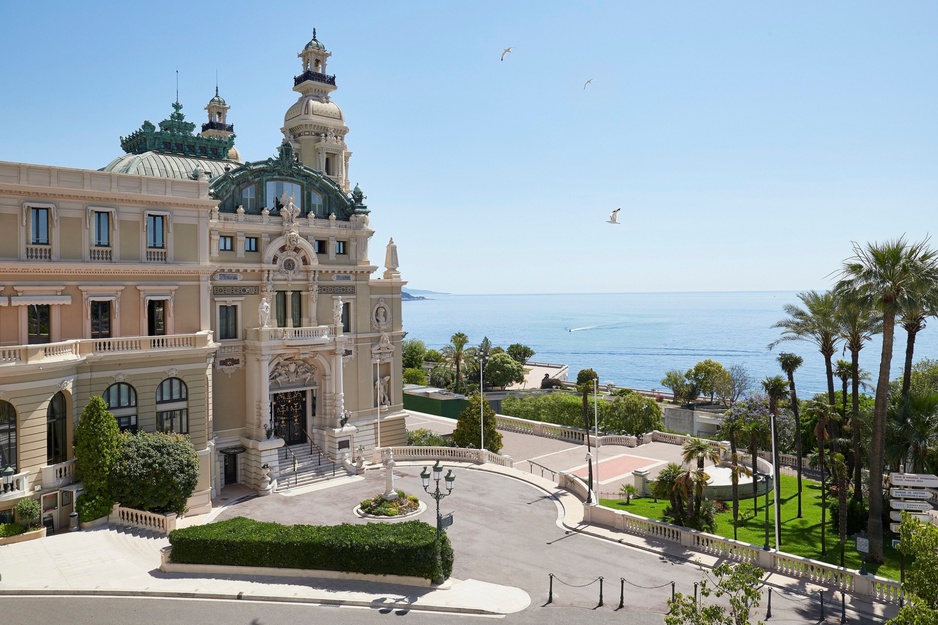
[336,240,347,255]
[219,235,233,251]
[266,180,303,211]
[291,291,302,327]
[275,291,287,327]
[27,304,51,344]
[241,186,256,212]
[147,299,166,336]
[147,215,165,249]
[90,301,111,339]
[94,211,110,247]
[158,409,189,434]
[314,240,326,254]
[245,237,258,252]
[31,207,49,245]
[342,302,351,333]
[116,415,137,434]
[219,305,238,340]
[274,291,301,327]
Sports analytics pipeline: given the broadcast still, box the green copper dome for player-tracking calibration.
[305,28,325,51]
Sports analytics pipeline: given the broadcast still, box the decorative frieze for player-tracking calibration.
[212,286,258,296]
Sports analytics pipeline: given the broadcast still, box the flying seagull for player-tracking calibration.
[607,208,621,224]
[501,47,513,61]
[583,78,593,90]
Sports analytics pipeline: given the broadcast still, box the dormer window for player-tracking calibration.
[266,181,303,211]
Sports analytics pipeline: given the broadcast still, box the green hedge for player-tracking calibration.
[169,517,453,582]
[0,523,25,538]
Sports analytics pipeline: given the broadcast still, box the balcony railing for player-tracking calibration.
[247,325,332,343]
[89,247,112,261]
[146,248,167,262]
[293,70,336,87]
[201,121,234,133]
[0,332,214,368]
[41,459,76,489]
[0,470,29,501]
[26,244,52,260]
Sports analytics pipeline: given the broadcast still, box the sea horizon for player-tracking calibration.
[401,291,938,398]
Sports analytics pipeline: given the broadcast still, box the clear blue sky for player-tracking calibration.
[2,2,936,294]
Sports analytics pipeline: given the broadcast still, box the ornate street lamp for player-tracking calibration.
[757,471,770,550]
[585,451,594,504]
[421,460,455,539]
[2,465,14,494]
[479,355,487,453]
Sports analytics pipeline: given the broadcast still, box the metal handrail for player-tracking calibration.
[301,429,337,476]
[527,459,557,481]
[280,444,301,486]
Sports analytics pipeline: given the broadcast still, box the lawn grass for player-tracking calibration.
[600,473,902,580]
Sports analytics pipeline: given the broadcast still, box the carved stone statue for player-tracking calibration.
[383,238,400,279]
[333,297,343,325]
[258,296,271,328]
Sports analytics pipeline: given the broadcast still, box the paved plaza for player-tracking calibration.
[0,412,899,623]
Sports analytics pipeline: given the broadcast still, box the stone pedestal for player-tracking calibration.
[633,469,650,497]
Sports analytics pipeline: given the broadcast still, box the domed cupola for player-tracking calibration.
[201,86,240,161]
[281,28,352,193]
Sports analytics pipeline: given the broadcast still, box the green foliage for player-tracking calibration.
[76,492,114,523]
[401,339,427,369]
[359,490,420,516]
[604,394,662,435]
[829,495,868,535]
[403,367,428,385]
[501,392,583,428]
[576,368,599,387]
[14,497,41,528]
[424,349,442,363]
[74,396,122,496]
[619,484,637,504]
[896,515,938,611]
[0,523,25,538]
[428,365,454,389]
[506,343,535,365]
[407,428,449,447]
[483,352,524,388]
[169,517,453,582]
[688,359,730,404]
[109,431,199,516]
[452,393,502,453]
[665,561,766,625]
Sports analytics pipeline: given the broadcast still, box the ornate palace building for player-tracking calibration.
[0,31,406,530]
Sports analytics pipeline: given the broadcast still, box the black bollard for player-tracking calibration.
[819,590,825,621]
[841,591,847,624]
[599,576,604,607]
[548,573,553,604]
[619,578,625,610]
[766,587,772,620]
[671,581,676,603]
[694,582,698,607]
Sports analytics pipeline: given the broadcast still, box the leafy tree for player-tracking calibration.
[14,497,40,529]
[74,396,122,497]
[401,339,427,370]
[661,370,688,404]
[836,236,938,563]
[725,395,770,512]
[506,343,535,366]
[402,367,428,385]
[407,428,449,447]
[604,394,662,435]
[889,515,938,624]
[424,348,442,363]
[428,365,454,390]
[108,431,199,516]
[886,393,938,474]
[483,352,524,388]
[452,393,502,453]
[687,359,729,404]
[501,393,583,428]
[721,364,753,405]
[666,561,766,625]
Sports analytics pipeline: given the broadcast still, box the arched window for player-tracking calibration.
[47,392,68,465]
[0,401,16,475]
[156,378,188,434]
[103,382,137,433]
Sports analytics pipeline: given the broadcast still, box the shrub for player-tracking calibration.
[14,497,41,529]
[169,517,453,582]
[407,428,449,447]
[829,495,868,536]
[359,490,420,516]
[109,431,199,516]
[402,367,428,385]
[0,523,25,538]
[453,393,502,453]
[76,492,114,523]
[74,396,122,496]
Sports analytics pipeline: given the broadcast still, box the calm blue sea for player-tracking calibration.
[402,292,938,397]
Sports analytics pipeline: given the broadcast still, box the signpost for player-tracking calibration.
[855,532,869,576]
[889,488,934,500]
[889,472,938,488]
[887,471,937,599]
[890,499,934,511]
[890,511,932,523]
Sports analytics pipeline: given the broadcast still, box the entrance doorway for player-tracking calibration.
[223,453,238,485]
[273,390,308,445]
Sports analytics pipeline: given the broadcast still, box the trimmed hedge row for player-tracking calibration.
[168,517,453,582]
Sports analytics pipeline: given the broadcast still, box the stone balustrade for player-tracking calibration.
[40,459,75,489]
[0,332,214,368]
[110,504,178,536]
[0,470,30,501]
[373,446,513,468]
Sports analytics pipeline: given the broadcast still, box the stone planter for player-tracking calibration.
[0,526,46,546]
[79,516,109,531]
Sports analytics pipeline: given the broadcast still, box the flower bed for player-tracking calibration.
[359,490,420,517]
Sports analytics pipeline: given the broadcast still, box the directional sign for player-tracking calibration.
[440,512,454,529]
[890,473,938,488]
[892,539,901,550]
[890,523,903,534]
[891,499,934,511]
[890,488,934,500]
[890,511,933,523]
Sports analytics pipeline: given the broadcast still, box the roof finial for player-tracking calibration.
[215,70,219,98]
[313,28,317,41]
[175,68,179,103]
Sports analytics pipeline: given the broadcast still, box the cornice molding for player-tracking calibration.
[0,185,216,211]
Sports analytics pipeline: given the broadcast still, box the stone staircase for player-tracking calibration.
[276,442,348,491]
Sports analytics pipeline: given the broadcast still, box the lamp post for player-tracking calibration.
[374,359,381,449]
[769,412,781,549]
[643,403,649,437]
[2,465,14,494]
[585,451,594,504]
[479,354,487,453]
[593,378,600,492]
[421,460,456,540]
[759,471,770,550]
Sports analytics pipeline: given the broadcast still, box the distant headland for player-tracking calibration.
[402,288,448,301]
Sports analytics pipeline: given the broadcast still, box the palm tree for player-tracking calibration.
[777,353,804,517]
[721,412,746,540]
[577,369,599,453]
[770,290,841,406]
[742,407,771,513]
[836,236,938,563]
[805,398,835,556]
[828,451,850,568]
[886,393,938,474]
[899,288,938,404]
[681,437,721,470]
[762,375,788,545]
[442,332,469,394]
[832,294,881,505]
